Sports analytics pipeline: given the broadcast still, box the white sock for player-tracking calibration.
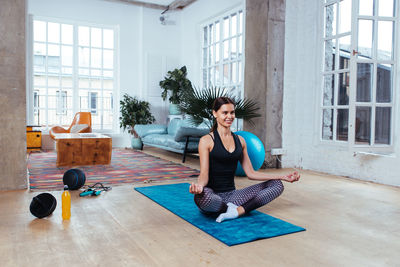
[216,202,239,223]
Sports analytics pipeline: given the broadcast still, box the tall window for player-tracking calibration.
[32,19,116,131]
[321,0,396,151]
[201,8,244,98]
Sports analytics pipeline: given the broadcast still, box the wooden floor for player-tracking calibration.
[1,147,400,266]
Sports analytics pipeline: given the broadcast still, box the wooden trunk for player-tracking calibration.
[55,134,112,167]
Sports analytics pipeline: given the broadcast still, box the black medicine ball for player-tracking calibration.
[30,193,57,219]
[63,168,86,190]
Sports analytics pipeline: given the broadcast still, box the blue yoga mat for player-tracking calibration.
[135,183,305,246]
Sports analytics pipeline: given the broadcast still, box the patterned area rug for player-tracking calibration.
[28,149,199,190]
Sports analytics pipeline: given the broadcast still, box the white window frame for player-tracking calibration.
[318,0,398,153]
[27,16,120,133]
[200,5,245,99]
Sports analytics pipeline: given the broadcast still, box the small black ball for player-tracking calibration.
[63,169,86,190]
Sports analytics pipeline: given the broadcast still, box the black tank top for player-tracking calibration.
[207,129,243,192]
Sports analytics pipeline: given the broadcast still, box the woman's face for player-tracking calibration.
[213,103,235,128]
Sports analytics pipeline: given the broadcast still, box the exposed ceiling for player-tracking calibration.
[104,0,197,12]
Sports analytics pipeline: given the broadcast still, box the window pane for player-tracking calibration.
[378,0,394,17]
[223,17,229,39]
[203,26,208,46]
[79,26,90,46]
[375,107,391,144]
[223,40,229,59]
[61,45,73,66]
[325,3,337,37]
[34,75,45,86]
[377,21,393,60]
[34,21,46,42]
[338,35,350,69]
[357,63,373,102]
[91,69,101,77]
[91,79,102,89]
[91,28,102,48]
[215,65,220,84]
[103,50,113,69]
[355,107,371,144]
[215,43,220,63]
[61,77,73,87]
[338,72,349,105]
[48,22,60,43]
[358,20,373,59]
[376,64,392,103]
[104,70,113,78]
[79,78,90,88]
[231,14,237,36]
[61,24,73,45]
[323,74,334,106]
[62,67,72,75]
[215,22,220,42]
[322,109,333,140]
[210,24,214,44]
[103,29,114,49]
[359,0,374,16]
[91,48,102,68]
[338,0,351,33]
[48,76,59,87]
[79,47,90,67]
[223,64,229,84]
[239,35,243,55]
[324,39,336,71]
[209,67,213,86]
[231,37,237,59]
[232,62,237,83]
[238,62,242,83]
[239,11,243,34]
[104,80,113,90]
[337,109,348,141]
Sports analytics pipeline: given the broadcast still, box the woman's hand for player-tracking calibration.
[281,171,300,183]
[189,183,204,194]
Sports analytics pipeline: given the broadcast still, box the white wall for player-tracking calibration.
[180,0,245,88]
[27,0,181,148]
[283,0,400,186]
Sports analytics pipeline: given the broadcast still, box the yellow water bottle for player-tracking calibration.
[62,185,71,220]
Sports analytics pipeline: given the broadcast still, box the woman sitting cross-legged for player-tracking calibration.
[189,97,300,223]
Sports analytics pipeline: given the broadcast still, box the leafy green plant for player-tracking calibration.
[160,66,193,104]
[119,94,155,138]
[179,86,261,128]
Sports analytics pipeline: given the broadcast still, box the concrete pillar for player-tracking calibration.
[244,0,285,168]
[0,0,27,190]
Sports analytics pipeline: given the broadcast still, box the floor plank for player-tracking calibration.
[1,147,400,266]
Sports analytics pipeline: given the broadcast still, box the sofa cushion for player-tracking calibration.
[142,134,199,152]
[167,118,182,136]
[135,124,167,138]
[174,127,210,142]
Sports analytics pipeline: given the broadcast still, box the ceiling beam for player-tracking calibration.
[104,0,197,11]
[104,0,168,10]
[168,0,197,10]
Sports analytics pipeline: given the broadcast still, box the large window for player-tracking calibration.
[201,8,244,98]
[31,18,117,131]
[321,0,396,151]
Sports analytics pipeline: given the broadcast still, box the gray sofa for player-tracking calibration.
[134,118,209,162]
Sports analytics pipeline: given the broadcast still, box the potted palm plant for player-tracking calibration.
[179,86,261,128]
[119,94,155,149]
[159,66,193,115]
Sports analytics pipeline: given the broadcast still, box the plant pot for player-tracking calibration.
[169,103,181,115]
[131,137,143,149]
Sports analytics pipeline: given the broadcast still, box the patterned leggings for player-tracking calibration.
[194,180,284,214]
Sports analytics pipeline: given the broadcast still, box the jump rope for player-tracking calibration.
[79,182,112,197]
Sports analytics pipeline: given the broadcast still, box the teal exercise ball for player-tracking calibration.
[235,131,265,176]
